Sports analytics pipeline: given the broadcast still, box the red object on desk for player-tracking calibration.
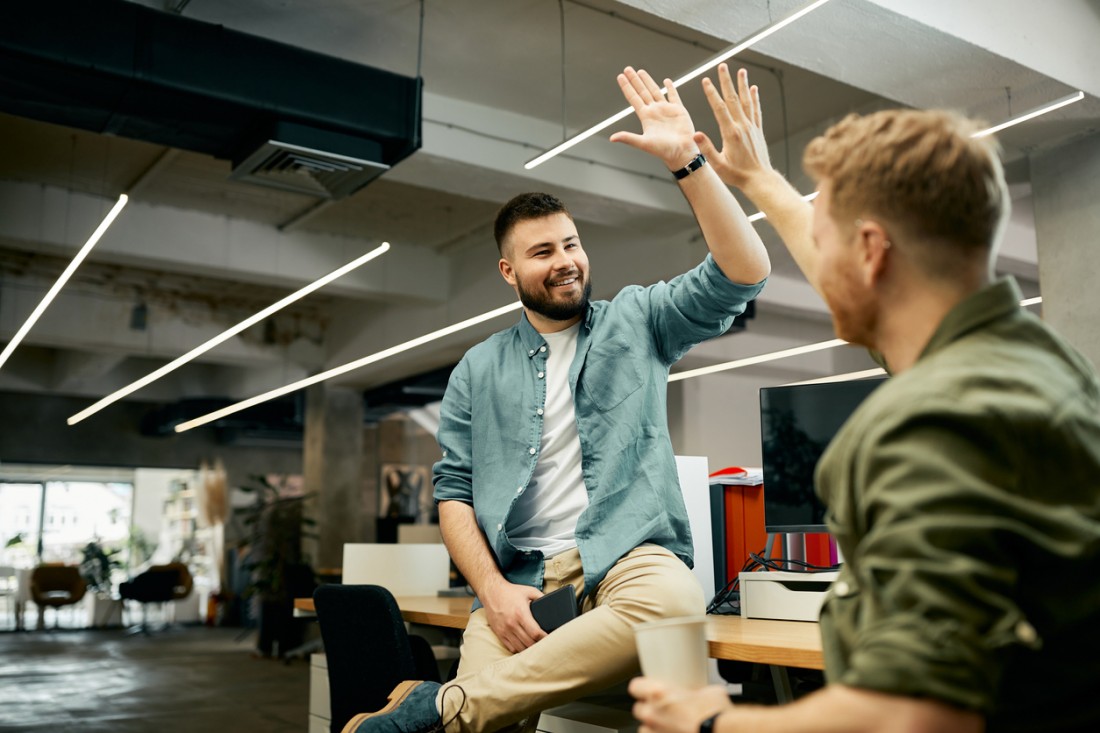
[711,467,837,582]
[711,467,768,584]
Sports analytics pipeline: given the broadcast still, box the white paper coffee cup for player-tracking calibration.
[633,616,709,689]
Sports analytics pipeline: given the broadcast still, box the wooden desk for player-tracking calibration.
[294,595,824,670]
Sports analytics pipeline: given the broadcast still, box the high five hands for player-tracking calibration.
[697,64,773,191]
[609,67,701,173]
[611,64,773,192]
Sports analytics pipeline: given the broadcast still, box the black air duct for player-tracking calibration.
[0,0,421,197]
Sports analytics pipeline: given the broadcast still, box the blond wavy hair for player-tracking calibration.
[804,109,1009,260]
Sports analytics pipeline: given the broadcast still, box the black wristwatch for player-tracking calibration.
[672,153,707,180]
[699,712,721,733]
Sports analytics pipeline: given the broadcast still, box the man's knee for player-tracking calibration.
[601,548,706,623]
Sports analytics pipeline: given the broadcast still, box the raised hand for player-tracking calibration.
[696,64,773,190]
[610,67,701,172]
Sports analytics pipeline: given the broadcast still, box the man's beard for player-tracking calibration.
[516,274,592,322]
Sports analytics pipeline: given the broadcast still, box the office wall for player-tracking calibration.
[1032,130,1100,369]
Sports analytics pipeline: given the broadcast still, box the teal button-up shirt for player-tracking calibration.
[433,254,765,598]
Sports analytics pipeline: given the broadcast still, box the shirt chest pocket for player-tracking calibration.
[580,338,645,412]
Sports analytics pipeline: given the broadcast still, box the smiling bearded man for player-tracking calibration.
[344,66,771,733]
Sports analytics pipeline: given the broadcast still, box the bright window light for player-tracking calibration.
[1019,296,1042,308]
[66,242,391,425]
[524,0,835,170]
[0,194,129,372]
[173,301,524,433]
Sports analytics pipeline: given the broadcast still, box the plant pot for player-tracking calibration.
[86,593,123,628]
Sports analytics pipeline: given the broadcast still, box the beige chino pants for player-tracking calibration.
[439,544,705,733]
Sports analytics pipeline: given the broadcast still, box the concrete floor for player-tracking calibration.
[0,626,310,732]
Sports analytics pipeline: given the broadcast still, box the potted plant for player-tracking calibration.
[80,540,124,627]
[236,474,317,657]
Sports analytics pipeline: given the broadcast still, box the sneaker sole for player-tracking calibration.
[341,680,424,733]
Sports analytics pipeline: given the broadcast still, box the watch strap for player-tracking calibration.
[699,712,721,733]
[672,153,707,180]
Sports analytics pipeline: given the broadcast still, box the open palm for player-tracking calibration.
[610,67,699,170]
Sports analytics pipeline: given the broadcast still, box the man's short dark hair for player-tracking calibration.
[493,192,573,254]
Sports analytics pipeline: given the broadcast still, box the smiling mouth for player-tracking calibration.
[547,272,579,288]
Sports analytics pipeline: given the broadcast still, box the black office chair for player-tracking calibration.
[119,563,190,633]
[313,584,441,733]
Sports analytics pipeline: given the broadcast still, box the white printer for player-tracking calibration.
[738,570,839,622]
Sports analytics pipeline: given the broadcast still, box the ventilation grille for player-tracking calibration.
[230,140,390,199]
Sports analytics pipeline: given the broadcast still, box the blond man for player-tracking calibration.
[630,65,1100,733]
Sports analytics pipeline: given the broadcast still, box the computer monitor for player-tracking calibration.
[759,377,887,533]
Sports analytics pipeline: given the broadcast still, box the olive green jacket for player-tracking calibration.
[817,279,1100,732]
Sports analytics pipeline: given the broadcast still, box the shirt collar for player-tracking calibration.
[517,306,593,358]
[918,277,1023,362]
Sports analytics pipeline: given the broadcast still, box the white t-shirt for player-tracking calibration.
[507,322,589,558]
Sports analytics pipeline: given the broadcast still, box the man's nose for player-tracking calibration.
[550,249,575,271]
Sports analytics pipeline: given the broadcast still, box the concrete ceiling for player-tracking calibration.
[0,0,1097,429]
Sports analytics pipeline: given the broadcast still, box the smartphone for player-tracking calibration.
[530,584,578,633]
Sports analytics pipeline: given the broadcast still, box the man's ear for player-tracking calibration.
[499,257,516,286]
[856,219,891,286]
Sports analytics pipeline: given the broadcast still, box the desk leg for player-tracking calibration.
[768,665,793,704]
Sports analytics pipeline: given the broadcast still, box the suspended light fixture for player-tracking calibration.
[67,242,391,425]
[524,0,835,170]
[0,194,128,372]
[173,301,524,433]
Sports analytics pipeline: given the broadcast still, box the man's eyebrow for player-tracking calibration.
[525,235,578,253]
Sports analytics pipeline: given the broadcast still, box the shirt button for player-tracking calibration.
[529,447,536,455]
[1015,620,1038,645]
[442,450,447,457]
[834,581,850,596]
[537,408,544,416]
[539,346,546,353]
[516,487,523,494]
[529,349,535,355]
[538,372,544,379]
[497,523,503,531]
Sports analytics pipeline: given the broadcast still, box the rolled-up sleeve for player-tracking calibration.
[648,254,766,364]
[433,357,474,505]
[836,404,1040,712]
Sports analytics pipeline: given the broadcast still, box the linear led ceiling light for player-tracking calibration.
[670,294,1043,382]
[972,91,1085,139]
[743,92,1084,222]
[0,194,128,372]
[524,0,835,170]
[668,337,847,382]
[173,300,524,433]
[785,367,887,386]
[67,242,391,425]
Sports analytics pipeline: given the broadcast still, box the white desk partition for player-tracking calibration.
[341,543,451,596]
[676,455,713,603]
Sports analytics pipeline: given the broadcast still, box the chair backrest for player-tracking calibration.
[341,543,450,595]
[313,584,440,733]
[122,565,184,603]
[159,562,194,599]
[30,564,87,606]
